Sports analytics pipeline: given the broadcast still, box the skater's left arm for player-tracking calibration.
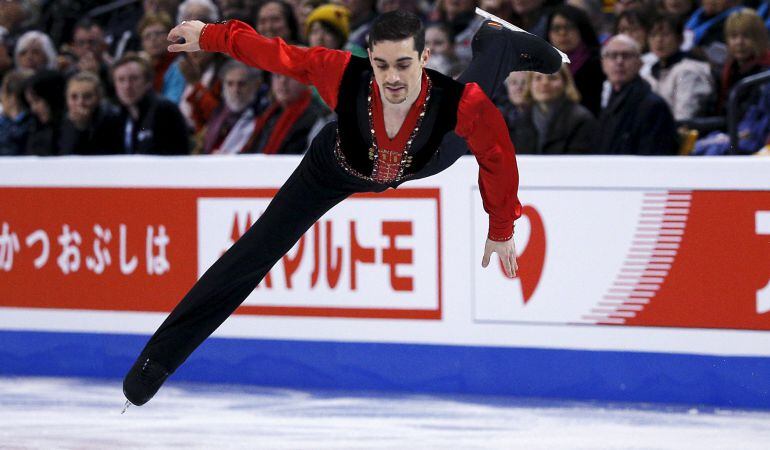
[455,82,521,278]
[168,20,350,109]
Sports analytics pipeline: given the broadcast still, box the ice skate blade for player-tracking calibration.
[475,7,570,64]
[121,400,132,414]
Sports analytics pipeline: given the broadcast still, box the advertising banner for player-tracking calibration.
[473,188,770,331]
[2,156,770,409]
[0,187,440,319]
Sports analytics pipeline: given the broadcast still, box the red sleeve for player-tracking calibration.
[455,82,522,241]
[199,20,351,110]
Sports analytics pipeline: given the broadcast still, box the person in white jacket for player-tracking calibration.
[640,14,714,122]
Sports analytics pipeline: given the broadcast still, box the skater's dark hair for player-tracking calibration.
[368,10,425,54]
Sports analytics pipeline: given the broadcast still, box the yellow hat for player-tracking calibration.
[305,4,350,42]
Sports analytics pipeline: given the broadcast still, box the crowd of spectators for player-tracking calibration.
[1,0,769,157]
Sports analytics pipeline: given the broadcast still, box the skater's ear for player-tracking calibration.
[420,47,430,67]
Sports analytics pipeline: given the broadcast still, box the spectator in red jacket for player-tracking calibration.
[241,72,325,154]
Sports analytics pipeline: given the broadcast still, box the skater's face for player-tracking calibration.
[531,72,565,103]
[601,36,642,89]
[369,37,429,105]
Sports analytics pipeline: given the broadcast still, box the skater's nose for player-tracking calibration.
[385,69,401,84]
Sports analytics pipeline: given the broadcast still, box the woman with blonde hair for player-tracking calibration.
[716,8,770,115]
[510,64,598,154]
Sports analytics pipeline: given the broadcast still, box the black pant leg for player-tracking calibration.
[458,20,562,98]
[138,147,363,372]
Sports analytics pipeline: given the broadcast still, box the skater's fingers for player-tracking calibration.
[168,43,190,52]
[167,27,183,43]
[482,249,491,268]
[501,253,513,278]
[167,21,203,52]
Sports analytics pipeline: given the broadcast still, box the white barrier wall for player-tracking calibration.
[1,155,769,408]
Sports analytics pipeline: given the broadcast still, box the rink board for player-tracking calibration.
[3,329,770,409]
[1,155,769,408]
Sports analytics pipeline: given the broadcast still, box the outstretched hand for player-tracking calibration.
[481,237,518,278]
[167,20,206,53]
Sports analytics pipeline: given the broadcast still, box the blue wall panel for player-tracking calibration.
[1,330,768,409]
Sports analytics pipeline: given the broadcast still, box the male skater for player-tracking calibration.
[123,10,564,408]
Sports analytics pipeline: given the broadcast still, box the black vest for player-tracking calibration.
[334,56,466,186]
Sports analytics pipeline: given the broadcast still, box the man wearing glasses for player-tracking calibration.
[596,34,678,155]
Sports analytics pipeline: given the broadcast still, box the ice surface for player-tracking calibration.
[1,377,769,450]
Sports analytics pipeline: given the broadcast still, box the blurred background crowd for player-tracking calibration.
[1,0,769,158]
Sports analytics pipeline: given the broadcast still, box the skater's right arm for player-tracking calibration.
[167,20,351,109]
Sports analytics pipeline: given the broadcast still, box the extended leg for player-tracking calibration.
[123,148,360,406]
[414,15,566,177]
[457,14,566,98]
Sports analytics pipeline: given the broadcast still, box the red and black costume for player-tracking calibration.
[124,19,564,406]
[201,20,520,239]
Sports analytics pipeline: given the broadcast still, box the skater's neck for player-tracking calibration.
[379,72,425,114]
[377,71,428,139]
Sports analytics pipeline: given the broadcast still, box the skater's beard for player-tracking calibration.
[382,83,408,104]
